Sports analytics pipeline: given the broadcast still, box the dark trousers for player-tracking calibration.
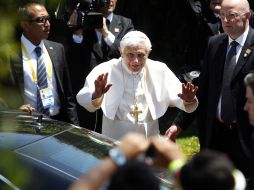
[209,120,251,179]
[77,104,102,133]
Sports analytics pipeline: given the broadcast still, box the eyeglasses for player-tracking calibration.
[125,52,148,61]
[219,12,245,21]
[28,16,50,23]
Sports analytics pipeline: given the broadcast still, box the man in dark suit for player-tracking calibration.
[66,0,134,131]
[179,0,254,82]
[166,0,254,179]
[10,2,78,125]
[178,0,223,76]
[243,72,254,189]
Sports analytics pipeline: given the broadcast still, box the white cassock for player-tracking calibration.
[77,58,198,140]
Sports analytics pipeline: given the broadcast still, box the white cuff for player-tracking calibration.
[103,32,115,47]
[72,34,83,44]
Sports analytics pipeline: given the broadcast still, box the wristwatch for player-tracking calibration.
[108,147,126,166]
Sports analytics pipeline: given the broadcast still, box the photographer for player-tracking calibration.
[69,132,246,190]
[68,133,184,190]
[66,0,134,131]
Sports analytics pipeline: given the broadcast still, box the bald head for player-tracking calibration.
[221,0,250,13]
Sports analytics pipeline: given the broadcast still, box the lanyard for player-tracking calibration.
[21,42,53,83]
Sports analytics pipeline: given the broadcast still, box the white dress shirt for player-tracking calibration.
[21,34,60,116]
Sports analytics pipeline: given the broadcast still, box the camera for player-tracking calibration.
[67,0,110,30]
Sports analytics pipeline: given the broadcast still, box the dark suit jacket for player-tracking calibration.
[249,9,254,29]
[174,28,254,151]
[182,1,223,74]
[9,40,79,125]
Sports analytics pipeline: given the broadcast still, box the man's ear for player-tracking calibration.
[147,49,152,57]
[119,47,123,56]
[20,21,27,30]
[244,11,251,20]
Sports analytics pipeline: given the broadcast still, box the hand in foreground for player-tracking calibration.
[69,133,149,190]
[19,104,35,113]
[164,125,182,142]
[92,73,112,99]
[118,133,150,159]
[148,137,184,169]
[178,82,198,102]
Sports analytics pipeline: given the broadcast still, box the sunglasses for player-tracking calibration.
[28,16,50,23]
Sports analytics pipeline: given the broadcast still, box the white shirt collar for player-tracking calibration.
[228,25,249,47]
[21,34,44,55]
[107,12,113,23]
[214,12,220,19]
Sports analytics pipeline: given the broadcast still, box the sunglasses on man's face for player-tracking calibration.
[28,16,50,23]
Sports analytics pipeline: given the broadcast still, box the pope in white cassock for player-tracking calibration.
[77,31,199,140]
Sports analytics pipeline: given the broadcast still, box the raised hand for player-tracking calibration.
[177,82,198,102]
[92,73,112,99]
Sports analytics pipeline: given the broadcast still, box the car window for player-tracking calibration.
[15,128,114,178]
[0,117,70,150]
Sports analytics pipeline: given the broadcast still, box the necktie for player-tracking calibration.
[106,19,110,27]
[34,46,49,115]
[220,41,238,123]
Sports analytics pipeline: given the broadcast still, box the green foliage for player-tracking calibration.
[0,120,30,189]
[0,150,30,190]
[0,1,19,79]
[177,136,200,160]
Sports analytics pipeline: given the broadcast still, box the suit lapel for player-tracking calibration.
[109,15,122,37]
[93,40,103,58]
[215,37,228,88]
[210,37,227,104]
[232,28,254,80]
[44,40,63,91]
[10,45,24,94]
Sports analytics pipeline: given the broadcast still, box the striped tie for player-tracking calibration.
[34,46,49,116]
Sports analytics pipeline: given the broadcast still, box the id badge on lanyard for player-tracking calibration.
[39,86,54,109]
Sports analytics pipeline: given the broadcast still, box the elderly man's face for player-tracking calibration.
[244,86,254,126]
[220,0,250,39]
[120,45,150,73]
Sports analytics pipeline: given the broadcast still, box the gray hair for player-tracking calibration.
[120,31,152,51]
[18,2,45,21]
[241,0,250,13]
[244,72,254,92]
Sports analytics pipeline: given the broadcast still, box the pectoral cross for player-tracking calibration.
[130,105,142,124]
